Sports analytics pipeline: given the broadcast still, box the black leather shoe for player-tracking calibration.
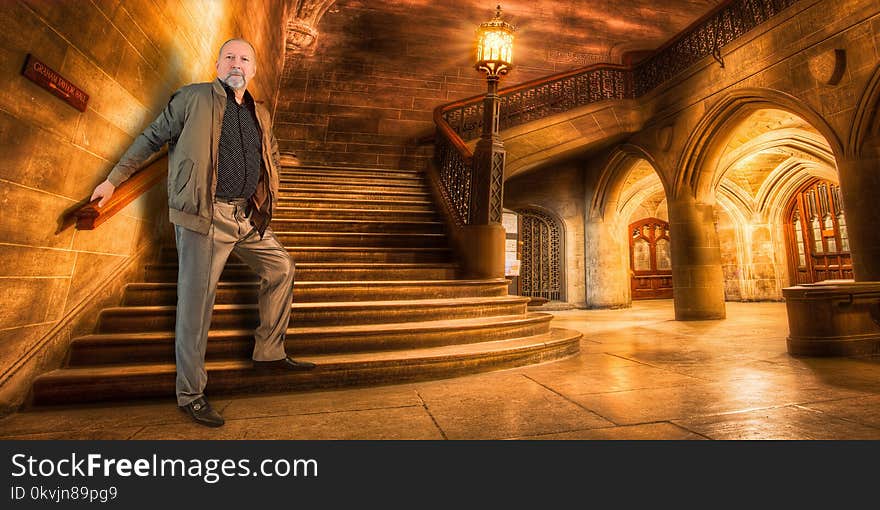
[253,356,316,371]
[179,397,225,427]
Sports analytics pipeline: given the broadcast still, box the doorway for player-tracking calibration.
[629,217,673,299]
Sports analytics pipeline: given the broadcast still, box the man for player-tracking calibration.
[90,38,315,428]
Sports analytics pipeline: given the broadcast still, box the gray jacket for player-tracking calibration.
[107,79,281,236]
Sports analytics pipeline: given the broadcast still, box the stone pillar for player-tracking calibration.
[668,196,726,320]
[584,219,630,308]
[837,155,880,281]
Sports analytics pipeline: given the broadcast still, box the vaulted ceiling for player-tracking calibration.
[294,0,727,68]
[457,0,727,64]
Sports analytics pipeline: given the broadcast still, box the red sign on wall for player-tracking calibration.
[21,54,89,112]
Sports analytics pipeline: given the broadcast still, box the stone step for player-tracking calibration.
[288,248,453,263]
[122,278,511,306]
[158,246,452,264]
[279,180,429,194]
[269,218,445,234]
[281,174,426,188]
[275,196,434,211]
[281,172,424,186]
[274,231,447,248]
[144,262,460,282]
[278,187,431,200]
[273,206,439,222]
[25,160,583,409]
[32,328,581,405]
[284,164,422,178]
[96,296,531,332]
[68,313,553,365]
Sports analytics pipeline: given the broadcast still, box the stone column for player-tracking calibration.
[584,218,630,308]
[667,196,726,320]
[837,155,880,281]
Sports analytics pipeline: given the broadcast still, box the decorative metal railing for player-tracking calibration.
[433,130,473,224]
[444,66,633,143]
[635,0,801,95]
[433,0,805,225]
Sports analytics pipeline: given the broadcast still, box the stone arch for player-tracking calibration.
[712,129,835,194]
[590,143,670,221]
[677,88,845,203]
[759,160,838,229]
[618,180,667,227]
[585,144,669,308]
[848,62,880,158]
[666,90,843,317]
[835,62,880,281]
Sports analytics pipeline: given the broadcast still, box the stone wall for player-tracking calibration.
[0,0,290,411]
[716,208,788,302]
[715,208,744,301]
[277,1,481,169]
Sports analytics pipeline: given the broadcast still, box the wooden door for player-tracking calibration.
[629,218,673,299]
[785,179,852,284]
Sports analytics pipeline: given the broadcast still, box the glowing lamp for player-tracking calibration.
[475,5,515,78]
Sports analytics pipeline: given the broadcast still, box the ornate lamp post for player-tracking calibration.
[472,4,515,225]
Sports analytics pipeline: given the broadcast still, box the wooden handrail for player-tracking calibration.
[432,62,632,154]
[58,152,167,232]
[433,107,474,163]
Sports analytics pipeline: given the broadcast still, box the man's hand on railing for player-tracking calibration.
[90,179,117,208]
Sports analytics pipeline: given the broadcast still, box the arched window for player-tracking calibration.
[785,179,852,284]
[516,209,564,302]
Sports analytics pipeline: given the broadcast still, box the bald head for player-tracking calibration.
[218,38,256,61]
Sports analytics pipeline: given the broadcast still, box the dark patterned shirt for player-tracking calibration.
[216,82,262,199]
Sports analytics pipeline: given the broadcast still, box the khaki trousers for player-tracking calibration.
[174,199,294,406]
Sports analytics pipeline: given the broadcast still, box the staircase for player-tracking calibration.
[30,164,581,406]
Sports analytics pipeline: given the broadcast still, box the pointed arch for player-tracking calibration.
[758,159,838,227]
[676,88,844,202]
[713,128,835,193]
[589,143,670,221]
[848,62,880,158]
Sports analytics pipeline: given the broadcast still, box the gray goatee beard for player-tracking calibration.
[224,73,246,90]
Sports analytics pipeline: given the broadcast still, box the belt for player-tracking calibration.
[214,197,249,205]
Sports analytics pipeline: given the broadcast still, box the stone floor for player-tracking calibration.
[3,300,880,440]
